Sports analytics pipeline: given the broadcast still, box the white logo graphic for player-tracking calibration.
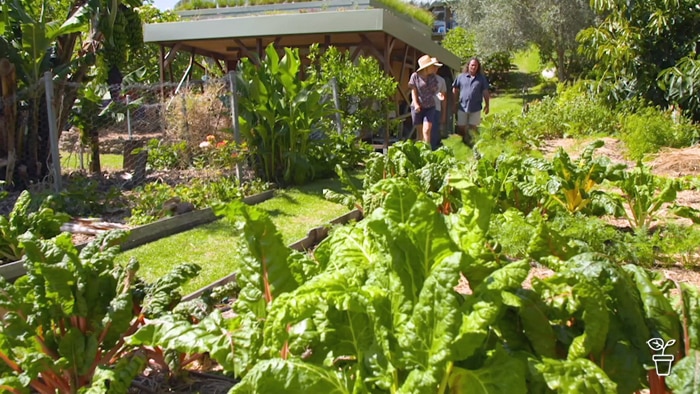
[647,338,676,376]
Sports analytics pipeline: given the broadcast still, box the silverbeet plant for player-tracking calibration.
[228,176,699,393]
[122,170,700,393]
[0,230,200,393]
[0,191,70,264]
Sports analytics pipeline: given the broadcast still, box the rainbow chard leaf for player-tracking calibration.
[230,358,350,394]
[666,349,700,394]
[447,346,527,394]
[535,357,618,393]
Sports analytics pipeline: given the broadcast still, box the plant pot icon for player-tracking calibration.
[652,354,674,376]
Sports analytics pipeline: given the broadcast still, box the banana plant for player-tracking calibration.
[0,0,143,186]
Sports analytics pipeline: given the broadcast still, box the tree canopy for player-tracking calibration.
[578,0,700,120]
[451,0,595,80]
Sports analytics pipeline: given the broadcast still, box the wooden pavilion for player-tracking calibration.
[143,0,462,135]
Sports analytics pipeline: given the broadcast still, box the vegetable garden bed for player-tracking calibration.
[0,190,275,282]
[2,139,700,393]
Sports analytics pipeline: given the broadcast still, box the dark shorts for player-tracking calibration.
[431,110,442,150]
[411,106,436,127]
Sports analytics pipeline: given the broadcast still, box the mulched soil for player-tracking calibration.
[535,137,700,291]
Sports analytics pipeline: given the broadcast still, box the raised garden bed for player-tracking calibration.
[182,208,362,301]
[0,190,275,282]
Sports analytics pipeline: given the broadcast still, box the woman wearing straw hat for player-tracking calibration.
[409,55,443,145]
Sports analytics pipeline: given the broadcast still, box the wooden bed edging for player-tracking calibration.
[181,208,363,302]
[0,189,276,282]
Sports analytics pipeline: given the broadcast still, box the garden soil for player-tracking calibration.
[529,137,700,293]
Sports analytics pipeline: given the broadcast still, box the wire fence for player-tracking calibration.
[2,69,348,197]
[57,74,246,187]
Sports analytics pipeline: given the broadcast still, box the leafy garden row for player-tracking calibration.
[1,140,699,393]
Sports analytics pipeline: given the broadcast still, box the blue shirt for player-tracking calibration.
[452,73,489,113]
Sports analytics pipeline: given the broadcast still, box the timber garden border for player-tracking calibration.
[0,190,275,282]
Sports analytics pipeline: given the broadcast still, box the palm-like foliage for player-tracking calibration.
[0,0,142,187]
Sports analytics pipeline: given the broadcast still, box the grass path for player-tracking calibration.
[116,177,350,294]
[488,46,545,117]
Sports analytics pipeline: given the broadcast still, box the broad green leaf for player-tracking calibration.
[516,289,557,358]
[567,281,609,360]
[85,354,147,394]
[215,202,299,318]
[666,349,700,394]
[624,265,682,356]
[479,260,530,293]
[447,346,527,394]
[681,284,700,350]
[127,311,236,372]
[140,263,200,318]
[53,4,90,38]
[398,253,463,392]
[527,220,575,262]
[452,298,500,361]
[535,357,617,393]
[229,358,350,394]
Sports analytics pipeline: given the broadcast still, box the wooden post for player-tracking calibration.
[0,58,17,187]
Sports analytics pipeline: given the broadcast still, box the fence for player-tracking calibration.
[1,69,347,201]
[58,73,248,187]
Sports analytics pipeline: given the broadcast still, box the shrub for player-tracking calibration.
[146,138,190,170]
[523,83,617,138]
[307,45,398,143]
[483,51,512,89]
[441,27,477,65]
[619,106,700,160]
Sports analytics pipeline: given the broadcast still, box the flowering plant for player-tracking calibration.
[197,134,248,169]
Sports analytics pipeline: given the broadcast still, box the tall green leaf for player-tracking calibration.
[624,265,683,357]
[397,253,464,393]
[229,358,351,394]
[666,349,700,394]
[534,357,618,393]
[447,346,527,394]
[214,201,299,318]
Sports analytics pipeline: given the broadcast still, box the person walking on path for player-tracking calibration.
[409,55,443,145]
[431,72,447,150]
[452,57,490,147]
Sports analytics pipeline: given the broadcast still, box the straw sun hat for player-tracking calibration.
[417,55,443,71]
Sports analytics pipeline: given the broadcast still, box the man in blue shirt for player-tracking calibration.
[452,57,490,147]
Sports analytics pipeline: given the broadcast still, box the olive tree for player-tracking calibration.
[450,0,595,80]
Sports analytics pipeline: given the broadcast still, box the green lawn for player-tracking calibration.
[116,177,351,295]
[61,151,123,171]
[488,46,547,117]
